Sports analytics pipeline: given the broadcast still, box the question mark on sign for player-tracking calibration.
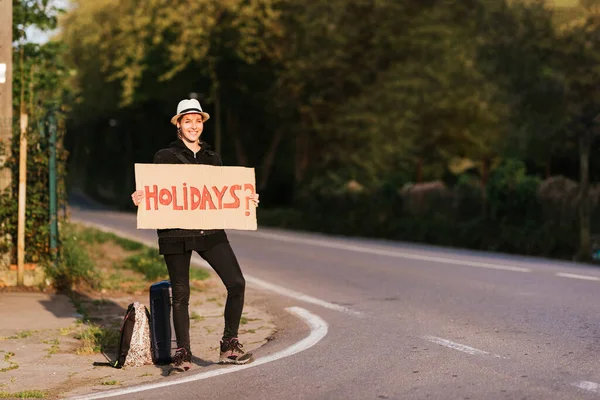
[243,184,255,216]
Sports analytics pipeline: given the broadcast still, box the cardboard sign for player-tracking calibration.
[134,163,257,230]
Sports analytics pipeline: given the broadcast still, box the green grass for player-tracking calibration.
[102,273,138,291]
[239,316,260,326]
[123,248,167,281]
[0,390,46,398]
[101,380,120,386]
[2,330,34,340]
[190,268,210,281]
[73,324,120,355]
[114,257,208,290]
[59,325,78,336]
[41,339,60,356]
[190,312,204,322]
[0,365,18,373]
[77,227,143,251]
[113,237,144,251]
[240,317,260,326]
[0,352,18,373]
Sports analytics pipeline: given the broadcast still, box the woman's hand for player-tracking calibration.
[249,193,260,207]
[131,190,144,206]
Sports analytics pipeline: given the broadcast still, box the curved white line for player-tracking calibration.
[67,307,328,400]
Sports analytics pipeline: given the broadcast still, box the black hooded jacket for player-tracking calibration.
[153,139,229,254]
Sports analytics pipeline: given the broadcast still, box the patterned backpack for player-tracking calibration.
[114,302,153,368]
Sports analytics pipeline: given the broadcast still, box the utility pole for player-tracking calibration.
[17,56,27,286]
[0,0,13,271]
[48,111,58,266]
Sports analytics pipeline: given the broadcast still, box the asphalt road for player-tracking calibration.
[69,196,600,400]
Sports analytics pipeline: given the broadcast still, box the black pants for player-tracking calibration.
[163,242,245,353]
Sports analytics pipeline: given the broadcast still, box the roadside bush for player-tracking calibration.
[537,175,578,227]
[260,163,589,260]
[486,159,541,223]
[453,174,483,221]
[46,224,100,292]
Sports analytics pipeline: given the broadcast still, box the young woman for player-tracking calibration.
[131,98,259,371]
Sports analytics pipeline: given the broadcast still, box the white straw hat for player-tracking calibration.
[170,99,210,125]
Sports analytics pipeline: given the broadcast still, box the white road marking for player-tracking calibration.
[423,336,502,358]
[556,273,600,282]
[573,381,600,394]
[67,307,328,400]
[72,219,362,316]
[190,255,362,317]
[240,231,532,273]
[244,275,363,317]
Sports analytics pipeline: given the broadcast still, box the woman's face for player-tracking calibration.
[178,113,204,143]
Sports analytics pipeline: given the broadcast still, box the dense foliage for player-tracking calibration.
[53,0,600,261]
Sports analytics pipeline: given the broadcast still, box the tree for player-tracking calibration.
[274,0,508,188]
[476,0,567,176]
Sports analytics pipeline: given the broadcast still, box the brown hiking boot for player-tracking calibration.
[219,338,254,365]
[171,347,192,372]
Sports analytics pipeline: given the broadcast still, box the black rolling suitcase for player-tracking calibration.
[150,280,173,364]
